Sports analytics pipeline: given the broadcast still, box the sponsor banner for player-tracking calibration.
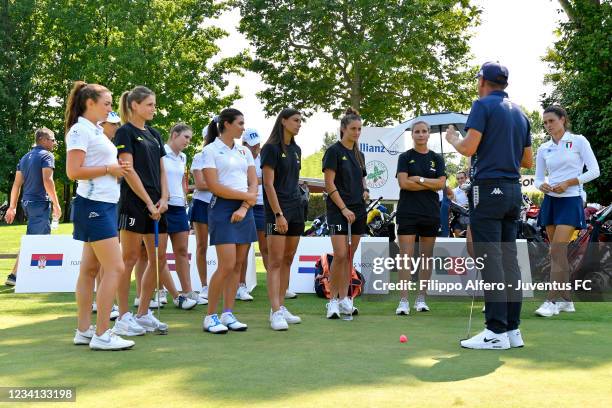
[15,235,256,293]
[360,127,405,201]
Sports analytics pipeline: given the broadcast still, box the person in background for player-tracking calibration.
[451,170,470,238]
[4,128,61,287]
[534,105,599,317]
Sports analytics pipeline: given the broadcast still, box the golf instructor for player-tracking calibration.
[446,61,533,350]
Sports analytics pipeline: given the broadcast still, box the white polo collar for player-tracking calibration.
[213,137,238,151]
[78,116,103,133]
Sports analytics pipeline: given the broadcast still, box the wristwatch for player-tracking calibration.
[275,212,283,218]
[419,177,425,184]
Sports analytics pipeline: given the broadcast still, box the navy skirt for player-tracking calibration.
[538,195,586,229]
[166,204,190,234]
[208,196,257,245]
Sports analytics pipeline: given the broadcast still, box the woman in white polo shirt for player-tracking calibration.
[190,129,213,301]
[162,123,206,306]
[534,105,600,317]
[64,81,133,350]
[201,108,258,334]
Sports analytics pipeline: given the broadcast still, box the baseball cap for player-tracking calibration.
[242,128,261,146]
[476,61,509,85]
[105,111,121,124]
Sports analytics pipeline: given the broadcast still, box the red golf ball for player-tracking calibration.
[400,334,407,343]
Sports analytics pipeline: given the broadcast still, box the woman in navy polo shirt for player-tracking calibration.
[260,109,304,330]
[65,81,133,350]
[201,108,258,334]
[534,105,600,317]
[395,120,446,315]
[322,107,369,319]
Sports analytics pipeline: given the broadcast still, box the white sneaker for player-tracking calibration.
[112,312,146,336]
[414,295,430,312]
[92,302,97,313]
[173,294,197,310]
[270,310,289,331]
[186,291,208,305]
[535,301,559,317]
[220,312,248,331]
[460,329,510,350]
[506,329,524,348]
[557,300,575,313]
[133,297,163,309]
[110,305,120,321]
[280,306,301,324]
[396,298,410,315]
[155,289,168,305]
[235,284,254,301]
[326,298,340,319]
[285,290,298,299]
[339,297,359,316]
[74,325,95,345]
[200,286,209,299]
[89,329,135,351]
[134,310,168,334]
[203,314,228,334]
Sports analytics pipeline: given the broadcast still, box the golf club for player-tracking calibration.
[153,219,167,334]
[342,222,353,321]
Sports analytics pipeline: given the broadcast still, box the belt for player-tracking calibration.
[473,178,519,185]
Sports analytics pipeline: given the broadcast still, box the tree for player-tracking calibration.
[542,0,611,203]
[238,0,480,125]
[321,131,338,151]
[0,0,247,219]
[521,107,547,176]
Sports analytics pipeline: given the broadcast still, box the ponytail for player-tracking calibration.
[119,85,155,125]
[340,107,365,171]
[204,108,243,146]
[64,81,109,133]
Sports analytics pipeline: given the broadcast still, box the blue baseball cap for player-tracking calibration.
[476,61,509,85]
[242,128,261,146]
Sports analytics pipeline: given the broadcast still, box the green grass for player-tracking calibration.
[1,226,612,407]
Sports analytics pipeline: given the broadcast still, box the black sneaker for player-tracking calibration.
[5,273,16,286]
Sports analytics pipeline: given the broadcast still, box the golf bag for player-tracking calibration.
[314,253,365,299]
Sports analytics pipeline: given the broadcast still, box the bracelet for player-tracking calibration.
[328,189,338,197]
[339,207,347,212]
[241,203,249,210]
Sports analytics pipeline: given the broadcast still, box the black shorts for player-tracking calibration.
[397,216,439,237]
[327,204,367,236]
[265,205,305,237]
[118,198,168,234]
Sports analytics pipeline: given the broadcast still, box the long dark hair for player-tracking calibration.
[264,108,301,154]
[340,107,365,171]
[204,108,243,146]
[119,85,155,125]
[64,81,109,133]
[544,105,571,131]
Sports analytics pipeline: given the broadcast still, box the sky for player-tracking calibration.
[213,0,565,156]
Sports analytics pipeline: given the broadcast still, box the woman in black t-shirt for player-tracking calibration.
[395,120,446,316]
[322,107,369,319]
[260,108,304,331]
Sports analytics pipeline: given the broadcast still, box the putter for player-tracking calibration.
[342,222,354,321]
[153,219,167,334]
[462,267,480,341]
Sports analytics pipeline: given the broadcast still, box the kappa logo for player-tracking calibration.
[491,188,503,195]
[128,217,136,227]
[88,211,100,218]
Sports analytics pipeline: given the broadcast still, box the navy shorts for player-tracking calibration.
[190,199,209,224]
[327,203,367,236]
[538,195,586,229]
[398,215,440,237]
[22,200,51,235]
[72,195,118,242]
[265,204,305,236]
[208,196,257,245]
[166,204,190,234]
[253,205,265,231]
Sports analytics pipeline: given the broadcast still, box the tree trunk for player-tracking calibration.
[350,67,362,111]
